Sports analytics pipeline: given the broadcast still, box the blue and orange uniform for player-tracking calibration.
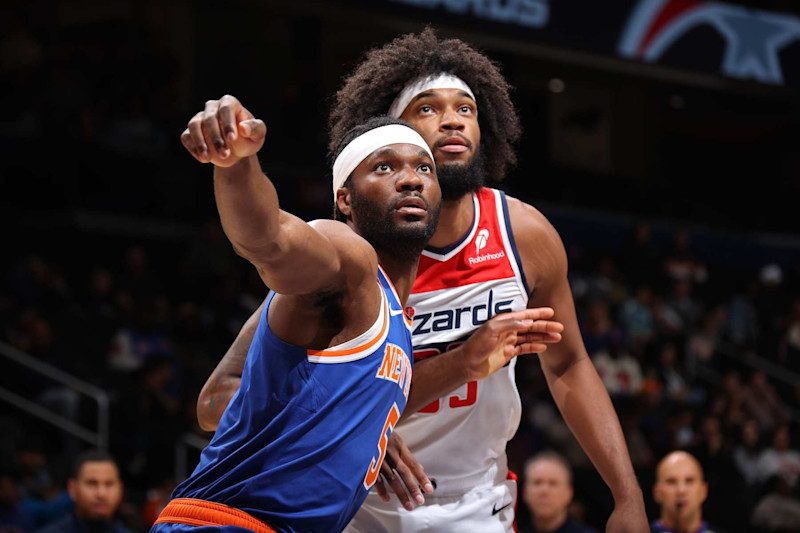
[152,266,413,533]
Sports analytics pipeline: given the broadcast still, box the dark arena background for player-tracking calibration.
[2,1,800,531]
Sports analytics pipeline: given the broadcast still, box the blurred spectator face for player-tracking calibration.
[0,473,19,507]
[653,452,708,528]
[68,461,123,521]
[660,343,677,367]
[773,425,790,451]
[723,371,741,393]
[523,458,573,524]
[742,420,760,449]
[125,245,148,272]
[701,416,722,444]
[91,268,113,296]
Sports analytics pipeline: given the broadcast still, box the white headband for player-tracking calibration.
[332,124,434,198]
[387,73,476,118]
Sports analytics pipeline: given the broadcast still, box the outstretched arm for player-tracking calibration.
[512,199,648,532]
[196,299,265,432]
[181,95,348,296]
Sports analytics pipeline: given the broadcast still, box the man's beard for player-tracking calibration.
[350,188,441,264]
[436,148,486,201]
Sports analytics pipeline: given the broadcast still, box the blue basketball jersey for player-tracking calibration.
[171,266,413,533]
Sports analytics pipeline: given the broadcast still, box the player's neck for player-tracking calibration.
[426,192,475,248]
[660,512,702,532]
[533,510,568,532]
[376,254,419,305]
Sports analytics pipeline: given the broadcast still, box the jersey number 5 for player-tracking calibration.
[364,402,400,489]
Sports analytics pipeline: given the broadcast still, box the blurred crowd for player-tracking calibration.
[510,223,800,532]
[2,218,799,532]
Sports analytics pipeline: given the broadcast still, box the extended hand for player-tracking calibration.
[375,432,434,510]
[180,94,267,167]
[460,307,563,382]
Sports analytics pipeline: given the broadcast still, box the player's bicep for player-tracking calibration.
[514,205,587,372]
[252,216,361,295]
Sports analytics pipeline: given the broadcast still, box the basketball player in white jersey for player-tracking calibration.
[197,29,647,532]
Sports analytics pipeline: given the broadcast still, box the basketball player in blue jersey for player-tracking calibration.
[198,29,648,532]
[158,96,564,533]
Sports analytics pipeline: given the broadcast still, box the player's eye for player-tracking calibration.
[419,105,434,114]
[417,163,432,173]
[376,163,392,172]
[459,105,474,114]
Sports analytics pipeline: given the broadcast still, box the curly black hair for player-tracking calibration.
[328,27,521,183]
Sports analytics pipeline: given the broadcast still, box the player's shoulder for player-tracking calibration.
[308,219,378,276]
[309,218,374,251]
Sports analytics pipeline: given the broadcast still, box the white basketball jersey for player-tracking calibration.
[399,188,530,496]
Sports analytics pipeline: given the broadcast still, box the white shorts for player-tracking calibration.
[344,478,517,533]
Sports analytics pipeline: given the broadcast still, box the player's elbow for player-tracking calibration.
[196,395,218,432]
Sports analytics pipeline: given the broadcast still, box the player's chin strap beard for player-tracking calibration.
[350,186,439,265]
[437,149,486,201]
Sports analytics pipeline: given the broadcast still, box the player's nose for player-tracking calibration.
[439,108,465,131]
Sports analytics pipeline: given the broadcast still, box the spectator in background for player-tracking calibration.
[688,416,745,531]
[113,356,182,488]
[756,264,786,358]
[34,449,131,533]
[726,279,759,349]
[592,342,643,397]
[757,425,800,490]
[743,371,790,434]
[12,441,71,530]
[685,305,727,379]
[618,406,655,470]
[619,284,656,355]
[620,220,664,291]
[107,298,174,375]
[779,298,800,374]
[653,342,704,407]
[651,451,719,533]
[581,299,624,356]
[0,467,35,533]
[584,256,627,307]
[663,229,707,286]
[718,370,748,429]
[521,451,597,533]
[734,418,766,484]
[665,279,703,335]
[750,475,800,532]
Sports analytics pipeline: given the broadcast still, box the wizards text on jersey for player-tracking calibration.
[412,289,514,335]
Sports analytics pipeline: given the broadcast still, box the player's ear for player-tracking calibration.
[336,188,352,218]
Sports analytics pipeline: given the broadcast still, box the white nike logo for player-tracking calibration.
[389,308,405,316]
